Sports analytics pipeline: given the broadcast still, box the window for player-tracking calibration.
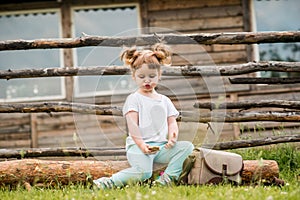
[0,10,64,102]
[72,5,139,97]
[253,0,300,77]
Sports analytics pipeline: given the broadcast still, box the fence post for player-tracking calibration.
[230,93,240,139]
[30,114,38,148]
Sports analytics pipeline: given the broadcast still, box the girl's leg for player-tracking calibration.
[111,144,154,187]
[154,141,194,180]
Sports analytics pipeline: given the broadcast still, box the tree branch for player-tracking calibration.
[1,61,300,79]
[0,31,299,51]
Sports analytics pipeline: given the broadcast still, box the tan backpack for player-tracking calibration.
[178,148,243,185]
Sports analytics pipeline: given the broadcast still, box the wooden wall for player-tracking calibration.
[0,0,299,149]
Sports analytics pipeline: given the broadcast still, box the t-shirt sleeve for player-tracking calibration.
[122,93,139,116]
[165,96,179,118]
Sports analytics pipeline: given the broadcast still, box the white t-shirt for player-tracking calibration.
[123,91,179,149]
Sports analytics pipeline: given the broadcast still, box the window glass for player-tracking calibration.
[253,0,300,77]
[73,6,138,97]
[0,11,64,102]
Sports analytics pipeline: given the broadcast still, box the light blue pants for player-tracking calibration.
[111,141,194,187]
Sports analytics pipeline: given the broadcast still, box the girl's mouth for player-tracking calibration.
[145,84,151,89]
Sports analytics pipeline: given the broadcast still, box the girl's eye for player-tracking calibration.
[149,75,156,78]
[138,75,145,79]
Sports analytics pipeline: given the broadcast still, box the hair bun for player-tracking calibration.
[152,43,172,65]
[120,47,140,66]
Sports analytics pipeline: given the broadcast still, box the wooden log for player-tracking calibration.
[1,61,300,79]
[0,159,278,186]
[229,77,300,84]
[0,31,299,51]
[241,160,279,183]
[194,100,300,110]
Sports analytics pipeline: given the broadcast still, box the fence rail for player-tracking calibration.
[1,61,300,80]
[1,31,299,152]
[0,135,299,159]
[0,31,299,51]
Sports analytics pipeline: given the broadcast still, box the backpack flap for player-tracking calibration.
[200,148,243,176]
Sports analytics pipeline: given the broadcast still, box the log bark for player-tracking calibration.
[241,160,279,183]
[0,159,278,186]
[0,31,299,51]
[194,100,300,110]
[1,135,298,159]
[1,61,300,79]
[229,77,300,84]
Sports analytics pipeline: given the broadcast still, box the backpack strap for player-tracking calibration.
[176,149,198,185]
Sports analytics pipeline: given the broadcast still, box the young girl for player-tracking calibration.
[93,44,194,189]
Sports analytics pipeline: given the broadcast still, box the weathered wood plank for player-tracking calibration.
[148,0,241,11]
[148,5,242,21]
[150,16,243,31]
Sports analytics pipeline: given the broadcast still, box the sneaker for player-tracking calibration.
[93,177,115,189]
[155,173,173,186]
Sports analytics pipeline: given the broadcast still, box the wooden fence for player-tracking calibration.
[0,31,300,158]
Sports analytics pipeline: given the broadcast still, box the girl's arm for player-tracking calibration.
[165,115,178,149]
[125,111,152,154]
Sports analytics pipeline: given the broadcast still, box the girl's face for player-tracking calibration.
[133,64,161,93]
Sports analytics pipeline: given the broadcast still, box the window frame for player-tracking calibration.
[0,8,66,103]
[71,3,141,98]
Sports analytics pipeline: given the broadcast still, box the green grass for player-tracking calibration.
[0,144,299,200]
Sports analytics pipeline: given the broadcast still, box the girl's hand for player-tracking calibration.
[165,138,176,149]
[165,132,177,149]
[140,143,158,154]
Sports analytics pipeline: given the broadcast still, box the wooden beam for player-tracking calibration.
[61,0,74,102]
[0,31,299,51]
[1,61,299,79]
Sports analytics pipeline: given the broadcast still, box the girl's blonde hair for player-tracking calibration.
[120,43,172,72]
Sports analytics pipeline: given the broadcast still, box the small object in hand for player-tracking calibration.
[148,146,160,152]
